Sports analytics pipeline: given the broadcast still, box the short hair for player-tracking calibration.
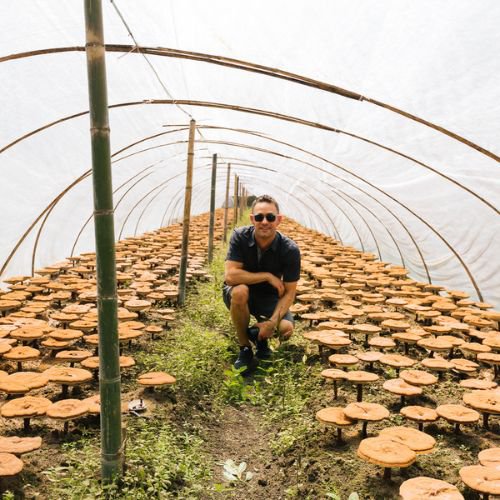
[251,194,280,213]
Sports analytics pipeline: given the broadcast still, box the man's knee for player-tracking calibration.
[231,284,250,305]
[279,319,294,337]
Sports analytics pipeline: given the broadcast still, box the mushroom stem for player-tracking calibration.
[361,421,368,438]
[61,384,68,398]
[357,384,363,402]
[454,423,461,434]
[403,343,409,355]
[17,361,23,372]
[336,428,344,445]
[418,423,424,432]
[333,381,338,400]
[383,467,392,480]
[483,413,490,430]
[23,417,31,431]
[364,335,369,347]
[63,421,69,434]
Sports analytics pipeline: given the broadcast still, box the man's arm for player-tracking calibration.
[258,281,298,339]
[224,260,285,296]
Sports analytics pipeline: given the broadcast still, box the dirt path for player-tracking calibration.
[205,405,290,499]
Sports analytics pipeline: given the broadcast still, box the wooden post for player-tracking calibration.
[223,163,231,242]
[178,119,196,306]
[207,153,217,263]
[83,0,122,483]
[233,174,239,226]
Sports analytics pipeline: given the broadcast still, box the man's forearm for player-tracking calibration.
[225,268,272,286]
[269,290,295,325]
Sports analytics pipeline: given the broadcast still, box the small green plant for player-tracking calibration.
[221,366,252,402]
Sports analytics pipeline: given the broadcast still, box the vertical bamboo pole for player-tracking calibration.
[178,119,196,306]
[83,0,122,483]
[207,153,217,263]
[233,175,239,226]
[223,163,231,242]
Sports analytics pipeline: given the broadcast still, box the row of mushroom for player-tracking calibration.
[276,217,499,498]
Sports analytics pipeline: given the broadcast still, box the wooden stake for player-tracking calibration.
[178,119,196,306]
[84,0,122,483]
[207,153,217,263]
[223,163,231,242]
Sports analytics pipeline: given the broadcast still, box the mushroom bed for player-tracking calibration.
[0,211,499,499]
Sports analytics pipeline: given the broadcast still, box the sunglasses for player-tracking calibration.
[253,212,277,222]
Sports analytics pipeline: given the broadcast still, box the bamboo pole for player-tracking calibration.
[83,0,122,483]
[223,163,231,242]
[207,153,217,263]
[178,119,196,306]
[233,175,239,226]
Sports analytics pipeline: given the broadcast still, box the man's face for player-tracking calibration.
[250,201,282,238]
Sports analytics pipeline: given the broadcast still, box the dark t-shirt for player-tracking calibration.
[225,225,301,297]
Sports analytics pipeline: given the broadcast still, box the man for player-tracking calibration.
[223,194,301,370]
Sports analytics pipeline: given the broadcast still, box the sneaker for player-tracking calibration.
[246,325,260,344]
[234,346,254,370]
[256,339,273,360]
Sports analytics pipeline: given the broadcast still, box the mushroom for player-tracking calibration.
[399,476,464,500]
[0,453,23,480]
[379,426,436,454]
[356,351,383,371]
[145,325,163,340]
[379,353,416,376]
[320,368,347,400]
[55,350,93,367]
[459,465,500,499]
[352,323,381,347]
[368,336,396,351]
[478,352,500,378]
[436,403,480,433]
[0,395,52,430]
[392,332,422,355]
[400,405,439,431]
[0,372,49,395]
[357,437,416,480]
[345,371,379,402]
[137,371,176,390]
[46,399,89,433]
[0,437,42,455]
[328,353,358,371]
[43,366,93,397]
[479,448,500,470]
[417,337,453,358]
[383,378,422,406]
[460,378,497,390]
[315,407,356,445]
[421,357,453,379]
[3,345,40,371]
[344,402,390,438]
[400,369,438,387]
[463,390,500,430]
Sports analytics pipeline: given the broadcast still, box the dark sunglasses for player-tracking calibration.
[253,212,277,222]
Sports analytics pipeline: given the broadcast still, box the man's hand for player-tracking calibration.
[267,274,285,297]
[256,319,277,340]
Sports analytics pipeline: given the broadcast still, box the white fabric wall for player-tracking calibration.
[0,0,499,303]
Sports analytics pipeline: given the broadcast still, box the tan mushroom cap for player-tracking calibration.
[356,351,383,363]
[379,426,436,453]
[0,453,23,476]
[459,465,500,495]
[55,350,94,362]
[369,336,396,349]
[383,378,423,397]
[418,337,453,352]
[478,352,500,365]
[450,358,479,373]
[137,371,176,386]
[316,407,356,426]
[328,354,358,367]
[46,399,89,420]
[344,402,389,422]
[124,299,151,312]
[436,404,480,424]
[3,345,40,361]
[6,371,49,390]
[320,368,348,381]
[400,405,439,423]
[460,378,497,390]
[400,369,438,386]
[463,390,500,415]
[315,331,352,348]
[43,366,93,385]
[399,476,464,500]
[352,323,381,334]
[479,448,500,470]
[0,436,42,455]
[346,370,379,384]
[421,357,453,371]
[49,328,84,341]
[1,396,52,417]
[357,437,416,467]
[379,353,416,368]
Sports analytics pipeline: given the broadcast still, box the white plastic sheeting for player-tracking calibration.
[0,0,499,303]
